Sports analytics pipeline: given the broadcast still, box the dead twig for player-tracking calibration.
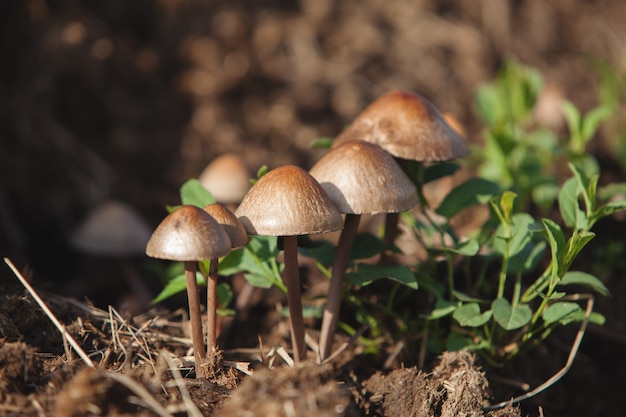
[5,257,96,368]
[162,351,203,417]
[485,293,594,410]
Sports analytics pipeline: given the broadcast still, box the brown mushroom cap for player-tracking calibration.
[235,165,343,236]
[203,203,249,249]
[146,205,232,261]
[198,154,252,204]
[71,201,152,256]
[310,140,418,215]
[333,90,469,162]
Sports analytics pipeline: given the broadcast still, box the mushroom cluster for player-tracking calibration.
[145,89,469,371]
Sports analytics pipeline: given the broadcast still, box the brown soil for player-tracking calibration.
[2,1,626,416]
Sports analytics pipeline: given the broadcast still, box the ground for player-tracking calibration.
[1,1,626,416]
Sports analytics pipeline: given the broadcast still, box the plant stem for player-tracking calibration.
[206,258,219,354]
[319,213,361,362]
[184,261,207,378]
[282,235,306,363]
[511,271,522,307]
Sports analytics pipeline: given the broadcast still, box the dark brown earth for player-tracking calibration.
[2,1,626,416]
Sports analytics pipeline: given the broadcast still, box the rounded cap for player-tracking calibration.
[235,165,343,236]
[71,201,152,256]
[310,140,418,215]
[198,154,252,204]
[146,205,232,261]
[333,90,469,162]
[203,203,249,249]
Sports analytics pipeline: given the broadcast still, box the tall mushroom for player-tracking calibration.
[333,90,469,247]
[235,165,343,362]
[146,205,231,378]
[310,140,419,361]
[202,203,248,355]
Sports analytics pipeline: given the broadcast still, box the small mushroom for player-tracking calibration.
[70,201,153,310]
[146,205,231,378]
[198,154,252,207]
[235,165,343,362]
[310,140,418,361]
[202,203,248,355]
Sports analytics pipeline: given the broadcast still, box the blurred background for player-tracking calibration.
[1,0,625,304]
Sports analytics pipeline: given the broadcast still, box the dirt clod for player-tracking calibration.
[218,363,350,417]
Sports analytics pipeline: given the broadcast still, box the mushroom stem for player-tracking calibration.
[383,212,400,247]
[319,213,361,362]
[207,258,219,354]
[282,235,306,363]
[184,261,207,378]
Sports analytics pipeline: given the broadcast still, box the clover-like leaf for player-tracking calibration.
[453,303,493,327]
[492,298,532,330]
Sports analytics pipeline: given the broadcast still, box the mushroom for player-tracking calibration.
[202,203,248,355]
[333,90,469,248]
[146,205,231,378]
[332,90,469,161]
[235,165,343,362]
[310,140,419,361]
[70,200,153,310]
[198,153,252,207]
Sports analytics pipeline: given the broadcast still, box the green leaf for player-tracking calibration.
[581,105,612,143]
[542,219,567,278]
[351,233,390,259]
[423,162,461,184]
[436,178,500,219]
[453,303,493,327]
[589,200,626,224]
[252,165,268,184]
[281,305,324,319]
[492,298,532,330]
[152,271,205,303]
[507,240,546,273]
[310,137,334,149]
[559,271,610,297]
[563,101,582,133]
[180,179,215,207]
[543,302,582,324]
[499,191,517,224]
[558,177,582,228]
[347,264,417,289]
[493,213,535,257]
[475,84,504,127]
[243,272,275,289]
[218,248,245,276]
[216,282,233,308]
[598,183,626,201]
[426,300,458,320]
[564,231,595,270]
[569,163,594,214]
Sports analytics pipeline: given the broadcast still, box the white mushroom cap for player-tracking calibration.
[310,140,418,215]
[71,201,152,256]
[198,154,252,204]
[235,165,343,236]
[146,205,232,261]
[333,90,469,162]
[203,203,249,249]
